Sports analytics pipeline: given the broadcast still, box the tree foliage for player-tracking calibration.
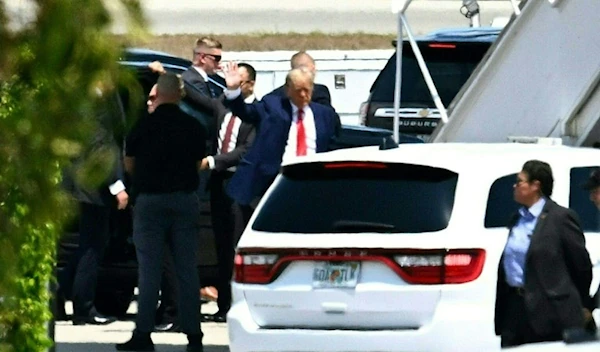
[0,1,144,351]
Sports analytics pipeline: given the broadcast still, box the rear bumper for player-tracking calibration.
[227,298,500,352]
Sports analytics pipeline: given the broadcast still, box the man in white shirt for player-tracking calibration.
[198,63,257,323]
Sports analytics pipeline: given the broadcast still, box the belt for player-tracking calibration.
[509,286,525,296]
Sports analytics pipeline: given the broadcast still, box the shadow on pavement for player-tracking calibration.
[56,343,229,352]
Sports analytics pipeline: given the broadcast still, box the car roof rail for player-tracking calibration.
[380,136,399,150]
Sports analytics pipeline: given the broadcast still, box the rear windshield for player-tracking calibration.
[251,162,458,233]
[370,41,492,107]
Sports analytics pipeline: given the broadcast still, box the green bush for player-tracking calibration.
[0,1,144,351]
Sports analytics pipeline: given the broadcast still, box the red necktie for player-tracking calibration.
[296,108,307,156]
[221,115,236,154]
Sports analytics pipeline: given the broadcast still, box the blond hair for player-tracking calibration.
[285,68,314,87]
[194,36,222,53]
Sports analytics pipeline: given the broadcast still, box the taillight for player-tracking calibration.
[233,248,485,285]
[359,101,369,125]
[234,253,278,284]
[428,43,457,49]
[394,249,485,284]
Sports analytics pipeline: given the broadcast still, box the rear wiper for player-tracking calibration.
[332,220,396,233]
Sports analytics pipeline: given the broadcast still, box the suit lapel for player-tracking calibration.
[186,67,210,97]
[282,98,293,122]
[310,103,330,152]
[310,103,325,152]
[524,200,551,266]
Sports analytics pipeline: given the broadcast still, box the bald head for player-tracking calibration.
[290,51,316,75]
[156,73,184,105]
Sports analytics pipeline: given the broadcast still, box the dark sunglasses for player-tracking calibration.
[204,53,222,63]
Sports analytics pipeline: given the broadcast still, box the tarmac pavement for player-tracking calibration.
[55,301,229,352]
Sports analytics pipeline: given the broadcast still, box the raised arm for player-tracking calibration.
[149,61,222,119]
[222,61,264,124]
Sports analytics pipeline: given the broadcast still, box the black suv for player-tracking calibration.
[56,48,420,317]
[361,27,501,141]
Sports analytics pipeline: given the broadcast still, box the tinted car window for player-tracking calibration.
[370,42,491,107]
[570,167,600,232]
[485,173,520,228]
[252,162,458,234]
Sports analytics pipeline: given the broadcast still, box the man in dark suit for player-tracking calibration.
[182,36,223,99]
[197,63,257,323]
[494,160,594,348]
[222,62,340,208]
[59,90,129,325]
[150,37,224,137]
[265,51,332,107]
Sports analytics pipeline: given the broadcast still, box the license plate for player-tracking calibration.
[312,262,360,288]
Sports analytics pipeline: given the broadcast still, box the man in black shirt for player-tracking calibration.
[117,73,206,352]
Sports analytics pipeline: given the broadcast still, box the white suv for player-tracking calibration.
[227,143,600,352]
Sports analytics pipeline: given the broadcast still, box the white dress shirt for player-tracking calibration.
[207,94,256,171]
[192,66,208,81]
[282,104,317,164]
[223,88,317,164]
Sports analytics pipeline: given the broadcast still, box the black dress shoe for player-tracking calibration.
[202,311,226,323]
[72,313,117,325]
[154,322,179,332]
[116,331,155,351]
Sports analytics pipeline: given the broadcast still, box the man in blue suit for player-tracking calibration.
[222,62,340,220]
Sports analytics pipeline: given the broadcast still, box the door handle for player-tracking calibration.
[321,302,347,314]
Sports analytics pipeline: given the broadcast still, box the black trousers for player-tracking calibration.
[155,244,178,325]
[133,192,201,335]
[209,171,236,313]
[59,202,111,318]
[500,289,563,348]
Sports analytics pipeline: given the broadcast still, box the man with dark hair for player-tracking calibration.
[237,63,257,103]
[494,159,594,348]
[198,62,257,323]
[117,73,206,352]
[265,51,332,107]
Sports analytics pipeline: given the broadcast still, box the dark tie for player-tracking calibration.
[296,108,307,156]
[220,115,237,154]
[206,80,217,98]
